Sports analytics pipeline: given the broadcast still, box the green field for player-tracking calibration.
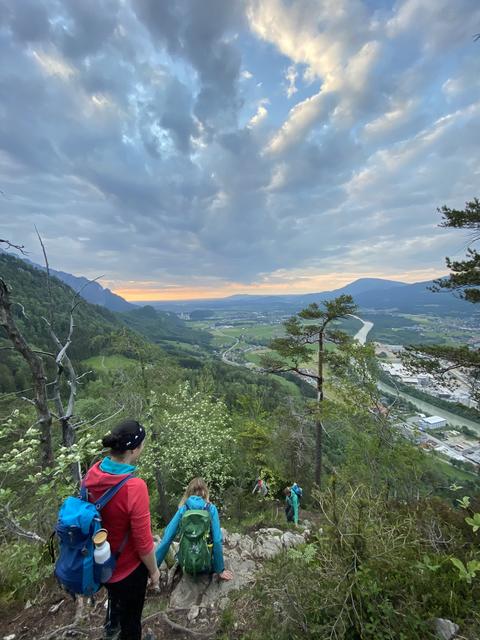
[269,374,303,397]
[212,324,283,343]
[244,349,269,366]
[83,354,138,371]
[433,456,479,483]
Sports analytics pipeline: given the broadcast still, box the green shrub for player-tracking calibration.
[0,541,53,609]
[228,483,480,639]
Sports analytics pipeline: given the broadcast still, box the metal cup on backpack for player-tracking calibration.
[93,528,116,584]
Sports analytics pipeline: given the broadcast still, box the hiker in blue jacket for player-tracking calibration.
[285,482,302,525]
[155,477,233,581]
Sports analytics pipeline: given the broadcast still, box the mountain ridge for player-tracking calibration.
[0,250,136,312]
[143,277,474,315]
[142,277,408,308]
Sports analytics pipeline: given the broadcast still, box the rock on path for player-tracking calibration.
[168,527,309,615]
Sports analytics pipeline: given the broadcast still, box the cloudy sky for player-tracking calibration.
[1,0,479,300]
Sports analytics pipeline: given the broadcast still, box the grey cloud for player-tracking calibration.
[133,0,244,131]
[0,0,479,291]
[53,0,120,60]
[1,0,51,42]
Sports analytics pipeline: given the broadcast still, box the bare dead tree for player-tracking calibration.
[0,278,53,466]
[0,238,27,254]
[0,503,46,544]
[35,226,54,327]
[36,232,102,483]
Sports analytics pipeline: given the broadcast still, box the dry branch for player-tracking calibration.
[0,503,46,544]
[0,238,27,254]
[142,610,215,637]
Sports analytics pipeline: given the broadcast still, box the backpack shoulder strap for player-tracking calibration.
[79,481,88,501]
[79,469,90,501]
[95,474,135,511]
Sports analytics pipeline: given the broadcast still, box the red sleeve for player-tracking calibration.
[127,478,154,556]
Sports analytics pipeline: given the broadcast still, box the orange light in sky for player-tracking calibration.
[112,268,446,302]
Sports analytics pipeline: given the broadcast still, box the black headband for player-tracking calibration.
[122,422,146,450]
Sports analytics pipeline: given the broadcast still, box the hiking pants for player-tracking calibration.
[105,562,148,640]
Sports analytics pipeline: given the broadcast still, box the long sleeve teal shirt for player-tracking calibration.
[155,495,225,574]
[291,491,299,524]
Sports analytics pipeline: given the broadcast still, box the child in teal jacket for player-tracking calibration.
[155,477,233,581]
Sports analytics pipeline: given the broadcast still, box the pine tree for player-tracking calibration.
[261,294,357,487]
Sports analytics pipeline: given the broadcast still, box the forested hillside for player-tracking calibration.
[0,253,213,392]
[0,253,123,392]
[119,304,211,349]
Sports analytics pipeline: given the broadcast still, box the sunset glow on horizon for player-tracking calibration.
[112,268,447,302]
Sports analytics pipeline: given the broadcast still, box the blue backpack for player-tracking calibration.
[54,474,133,596]
[292,483,303,499]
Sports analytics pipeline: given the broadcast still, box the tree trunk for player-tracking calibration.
[315,331,324,487]
[315,417,322,487]
[154,466,171,524]
[46,324,80,483]
[149,424,170,523]
[0,279,53,466]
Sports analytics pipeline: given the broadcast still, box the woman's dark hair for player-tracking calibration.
[102,420,146,453]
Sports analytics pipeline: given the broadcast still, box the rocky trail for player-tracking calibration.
[0,525,311,640]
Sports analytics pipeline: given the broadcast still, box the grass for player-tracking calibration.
[211,324,284,343]
[158,339,205,353]
[82,354,138,371]
[210,333,238,348]
[270,374,303,397]
[433,456,479,482]
[244,349,269,365]
[224,500,294,534]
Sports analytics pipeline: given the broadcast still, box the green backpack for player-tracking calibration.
[177,505,212,576]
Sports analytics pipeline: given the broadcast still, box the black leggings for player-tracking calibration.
[105,562,148,640]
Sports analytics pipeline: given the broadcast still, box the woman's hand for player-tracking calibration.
[148,567,160,590]
[218,569,234,581]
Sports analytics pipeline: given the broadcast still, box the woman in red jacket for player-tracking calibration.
[84,420,158,640]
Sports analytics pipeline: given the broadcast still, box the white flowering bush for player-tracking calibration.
[0,411,102,492]
[0,409,103,533]
[140,383,237,500]
[0,409,41,476]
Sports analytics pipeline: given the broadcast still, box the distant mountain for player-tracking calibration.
[145,277,475,316]
[355,279,473,314]
[147,278,409,312]
[5,251,136,312]
[47,268,135,312]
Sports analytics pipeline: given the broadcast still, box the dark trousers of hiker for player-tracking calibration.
[104,562,148,640]
[285,505,294,522]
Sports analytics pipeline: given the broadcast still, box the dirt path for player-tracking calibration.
[0,524,313,640]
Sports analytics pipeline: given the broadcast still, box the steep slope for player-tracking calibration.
[0,252,125,392]
[119,305,211,347]
[47,268,135,312]
[16,253,136,312]
[0,252,121,359]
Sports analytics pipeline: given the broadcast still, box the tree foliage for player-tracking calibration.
[432,198,480,303]
[404,198,480,402]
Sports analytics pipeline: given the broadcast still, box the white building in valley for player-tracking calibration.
[418,415,447,430]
